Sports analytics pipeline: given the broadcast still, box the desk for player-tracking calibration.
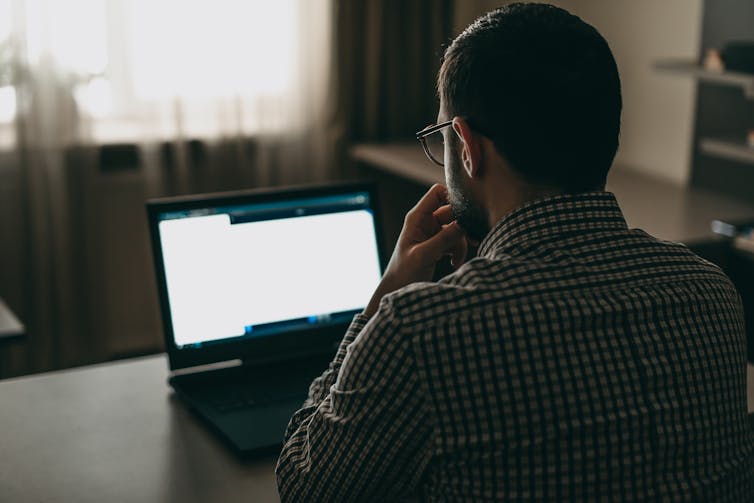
[350,143,754,245]
[1,355,753,501]
[0,355,280,503]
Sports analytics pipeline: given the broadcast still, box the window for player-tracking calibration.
[0,0,14,148]
[0,0,313,142]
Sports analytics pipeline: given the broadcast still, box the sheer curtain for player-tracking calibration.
[0,0,333,375]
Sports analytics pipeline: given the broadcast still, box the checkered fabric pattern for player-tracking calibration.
[276,192,754,502]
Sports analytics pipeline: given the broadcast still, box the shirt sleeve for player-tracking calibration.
[279,313,370,442]
[275,298,433,502]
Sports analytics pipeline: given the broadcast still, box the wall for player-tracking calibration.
[453,0,704,186]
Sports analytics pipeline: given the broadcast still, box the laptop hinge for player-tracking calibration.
[169,358,243,379]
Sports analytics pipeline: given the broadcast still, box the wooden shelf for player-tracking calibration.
[349,142,754,245]
[350,142,443,186]
[699,136,754,165]
[654,59,754,99]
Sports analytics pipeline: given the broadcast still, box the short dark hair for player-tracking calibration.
[439,3,622,193]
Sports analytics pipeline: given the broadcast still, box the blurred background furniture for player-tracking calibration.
[0,297,24,340]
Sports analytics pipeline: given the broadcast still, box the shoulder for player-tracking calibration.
[633,229,736,280]
[380,256,526,329]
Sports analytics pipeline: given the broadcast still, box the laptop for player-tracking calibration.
[146,182,385,456]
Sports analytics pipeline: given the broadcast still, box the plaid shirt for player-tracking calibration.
[276,192,754,502]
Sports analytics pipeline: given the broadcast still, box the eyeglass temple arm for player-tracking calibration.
[415,120,454,139]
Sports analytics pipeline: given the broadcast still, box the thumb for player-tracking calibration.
[416,221,466,263]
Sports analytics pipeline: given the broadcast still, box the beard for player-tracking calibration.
[445,138,490,243]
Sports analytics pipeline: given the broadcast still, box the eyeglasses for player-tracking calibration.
[416,120,453,167]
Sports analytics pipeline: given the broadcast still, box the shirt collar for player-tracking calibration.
[477,191,628,258]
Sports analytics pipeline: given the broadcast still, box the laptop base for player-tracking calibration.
[170,353,332,457]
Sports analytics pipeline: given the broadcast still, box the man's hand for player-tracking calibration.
[363,184,468,319]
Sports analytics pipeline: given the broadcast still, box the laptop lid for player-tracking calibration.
[147,182,385,371]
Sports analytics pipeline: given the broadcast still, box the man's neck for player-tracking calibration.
[484,182,564,230]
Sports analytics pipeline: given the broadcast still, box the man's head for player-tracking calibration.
[437,2,622,241]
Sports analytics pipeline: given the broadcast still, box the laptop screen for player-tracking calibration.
[152,188,382,351]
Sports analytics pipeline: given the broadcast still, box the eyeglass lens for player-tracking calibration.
[424,130,445,165]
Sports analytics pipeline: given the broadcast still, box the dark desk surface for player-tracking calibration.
[0,355,752,502]
[350,142,754,245]
[0,355,280,503]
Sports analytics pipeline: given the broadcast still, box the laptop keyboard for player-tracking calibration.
[210,387,307,413]
[171,355,331,415]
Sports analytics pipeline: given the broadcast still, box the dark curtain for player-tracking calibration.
[0,0,455,379]
[324,0,454,266]
[328,0,454,169]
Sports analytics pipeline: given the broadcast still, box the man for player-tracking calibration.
[276,3,753,501]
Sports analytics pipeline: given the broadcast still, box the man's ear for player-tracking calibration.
[451,117,481,178]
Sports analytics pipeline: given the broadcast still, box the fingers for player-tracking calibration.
[432,204,454,225]
[401,185,470,272]
[406,184,448,225]
[416,204,453,238]
[415,220,466,263]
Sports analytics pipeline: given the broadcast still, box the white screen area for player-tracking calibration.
[159,209,382,347]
